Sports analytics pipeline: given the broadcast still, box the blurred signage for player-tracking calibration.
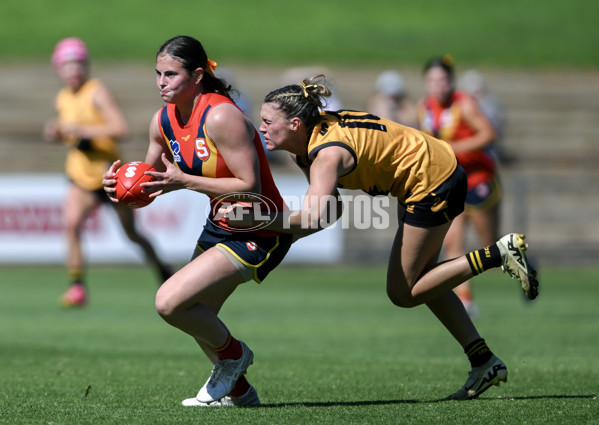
[0,173,342,264]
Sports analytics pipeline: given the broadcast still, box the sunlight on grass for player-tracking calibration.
[0,264,597,424]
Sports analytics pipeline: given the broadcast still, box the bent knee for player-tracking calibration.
[155,289,178,319]
[386,286,419,308]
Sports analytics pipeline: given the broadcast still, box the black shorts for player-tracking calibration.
[68,179,112,204]
[400,164,467,228]
[93,188,112,204]
[194,219,292,283]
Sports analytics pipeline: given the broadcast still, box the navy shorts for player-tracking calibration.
[400,164,467,228]
[465,176,502,210]
[194,219,292,283]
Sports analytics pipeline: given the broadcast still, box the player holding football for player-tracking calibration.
[103,36,292,407]
[225,75,539,400]
[43,37,172,307]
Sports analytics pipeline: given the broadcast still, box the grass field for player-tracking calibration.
[0,264,597,424]
[1,0,598,67]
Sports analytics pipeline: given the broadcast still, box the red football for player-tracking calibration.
[115,161,156,208]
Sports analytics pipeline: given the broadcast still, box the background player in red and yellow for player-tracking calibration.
[43,37,171,307]
[417,55,500,318]
[227,75,538,400]
[103,36,292,407]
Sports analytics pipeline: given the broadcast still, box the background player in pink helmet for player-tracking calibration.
[43,37,172,306]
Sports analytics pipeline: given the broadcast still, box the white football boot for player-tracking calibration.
[182,385,260,407]
[497,233,539,300]
[195,340,254,403]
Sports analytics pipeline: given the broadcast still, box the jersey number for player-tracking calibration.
[320,111,388,136]
[339,113,387,132]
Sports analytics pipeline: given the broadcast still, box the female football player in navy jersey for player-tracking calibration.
[103,36,291,407]
[417,55,501,318]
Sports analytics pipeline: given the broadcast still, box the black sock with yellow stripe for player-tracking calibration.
[465,244,501,276]
[465,338,493,368]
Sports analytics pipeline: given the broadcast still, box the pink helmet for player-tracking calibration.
[52,37,89,68]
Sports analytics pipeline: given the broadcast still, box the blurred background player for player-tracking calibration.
[43,37,172,307]
[417,55,500,317]
[367,70,418,128]
[458,69,509,164]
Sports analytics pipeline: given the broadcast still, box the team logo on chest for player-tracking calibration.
[195,138,210,161]
[169,140,181,162]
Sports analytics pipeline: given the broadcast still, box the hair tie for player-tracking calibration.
[206,58,218,77]
[442,54,454,67]
[299,82,318,98]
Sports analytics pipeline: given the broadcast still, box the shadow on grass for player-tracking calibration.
[497,394,597,401]
[260,394,596,408]
[260,399,420,408]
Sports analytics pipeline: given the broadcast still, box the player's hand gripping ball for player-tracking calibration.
[115,161,156,208]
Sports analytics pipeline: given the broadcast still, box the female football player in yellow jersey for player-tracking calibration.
[227,75,539,401]
[43,38,172,307]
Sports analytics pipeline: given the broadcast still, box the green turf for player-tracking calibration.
[1,0,597,67]
[0,264,597,424]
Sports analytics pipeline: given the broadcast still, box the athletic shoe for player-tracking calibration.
[196,341,254,403]
[60,283,87,307]
[182,396,234,407]
[446,355,508,400]
[182,385,260,407]
[497,233,539,300]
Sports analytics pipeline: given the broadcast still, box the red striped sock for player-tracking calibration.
[215,333,243,360]
[229,375,251,397]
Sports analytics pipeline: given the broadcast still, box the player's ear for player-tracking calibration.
[193,68,204,84]
[289,117,302,132]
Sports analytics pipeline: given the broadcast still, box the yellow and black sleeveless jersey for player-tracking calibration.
[307,110,457,204]
[55,78,120,191]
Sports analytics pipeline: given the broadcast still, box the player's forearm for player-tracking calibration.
[184,174,261,200]
[253,202,342,236]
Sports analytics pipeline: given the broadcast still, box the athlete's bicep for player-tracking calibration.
[206,103,260,192]
[93,84,129,138]
[307,150,343,198]
[461,97,495,143]
[302,147,349,224]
